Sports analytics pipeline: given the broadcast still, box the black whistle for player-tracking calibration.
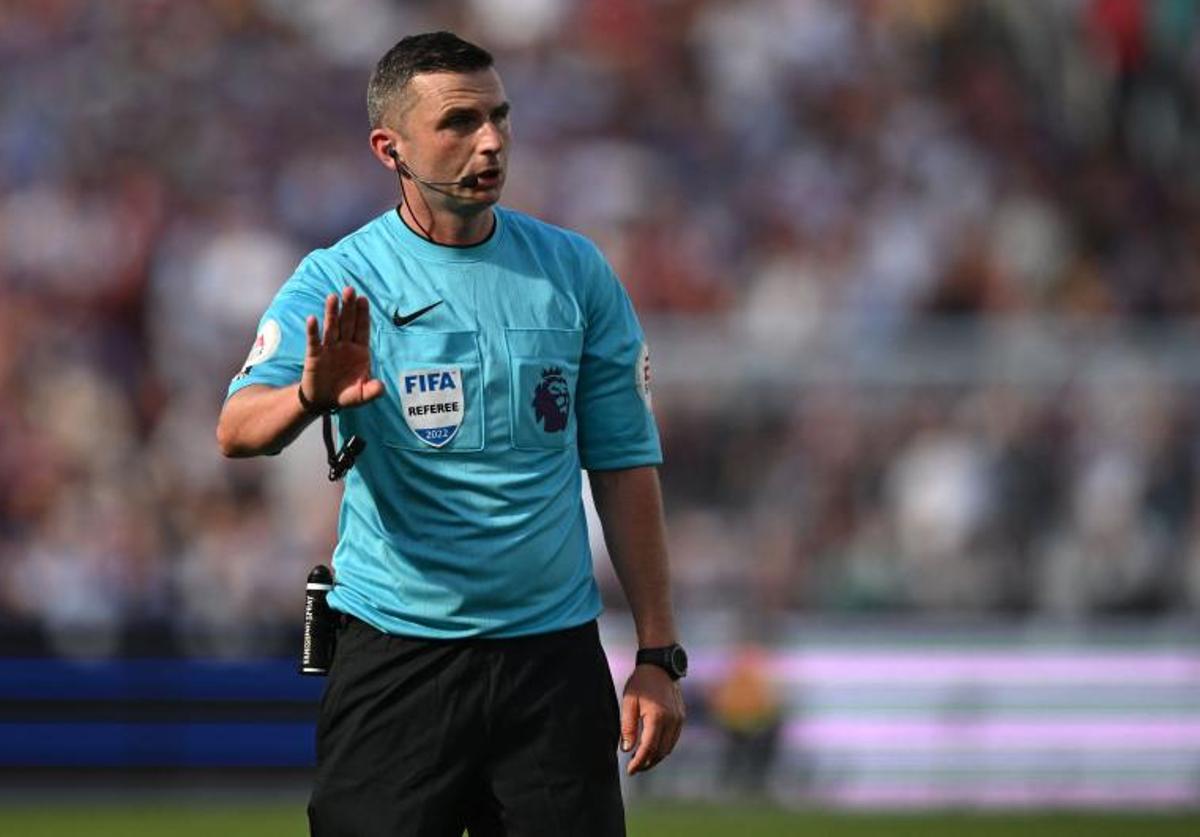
[328,435,367,482]
[300,564,336,676]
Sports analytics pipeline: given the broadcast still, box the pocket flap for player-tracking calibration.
[505,328,583,359]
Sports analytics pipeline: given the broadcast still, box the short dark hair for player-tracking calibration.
[367,31,494,127]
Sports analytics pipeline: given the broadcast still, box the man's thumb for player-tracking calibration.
[620,692,638,752]
[361,378,386,402]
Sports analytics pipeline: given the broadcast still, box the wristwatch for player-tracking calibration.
[636,643,689,680]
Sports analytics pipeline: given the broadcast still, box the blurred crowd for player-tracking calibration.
[1,0,1199,656]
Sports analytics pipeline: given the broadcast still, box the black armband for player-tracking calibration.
[298,384,336,416]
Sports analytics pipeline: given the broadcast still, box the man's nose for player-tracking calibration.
[476,120,505,154]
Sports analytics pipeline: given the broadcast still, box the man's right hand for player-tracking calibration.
[301,286,385,411]
[218,286,385,457]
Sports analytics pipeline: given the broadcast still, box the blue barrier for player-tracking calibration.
[0,721,316,767]
[0,658,324,702]
[0,658,322,767]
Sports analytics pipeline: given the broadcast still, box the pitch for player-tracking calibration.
[2,802,1197,836]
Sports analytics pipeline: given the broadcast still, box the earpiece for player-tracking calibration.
[385,144,477,189]
[387,145,413,180]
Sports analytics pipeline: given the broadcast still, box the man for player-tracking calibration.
[216,31,686,837]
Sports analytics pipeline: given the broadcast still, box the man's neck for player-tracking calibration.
[400,199,494,247]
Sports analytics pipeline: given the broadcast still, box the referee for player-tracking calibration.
[217,31,686,837]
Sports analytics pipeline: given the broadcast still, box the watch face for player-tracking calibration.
[669,645,688,676]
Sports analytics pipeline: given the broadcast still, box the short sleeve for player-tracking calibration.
[575,248,663,470]
[226,259,330,399]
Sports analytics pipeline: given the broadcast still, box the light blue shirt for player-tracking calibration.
[228,207,661,637]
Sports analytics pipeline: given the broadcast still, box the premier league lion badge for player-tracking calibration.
[531,367,570,433]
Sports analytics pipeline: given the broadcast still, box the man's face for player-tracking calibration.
[391,68,510,208]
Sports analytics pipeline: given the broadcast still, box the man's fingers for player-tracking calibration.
[338,286,357,342]
[305,315,320,355]
[322,293,339,344]
[628,711,663,775]
[663,709,683,757]
[672,713,685,753]
[353,295,371,347]
[662,691,685,756]
[359,378,386,403]
[620,693,638,754]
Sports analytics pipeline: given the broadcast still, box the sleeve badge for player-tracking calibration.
[635,342,653,410]
[234,319,281,379]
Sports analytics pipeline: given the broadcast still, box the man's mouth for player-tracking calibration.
[472,168,501,187]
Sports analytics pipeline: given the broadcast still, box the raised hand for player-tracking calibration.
[301,286,385,411]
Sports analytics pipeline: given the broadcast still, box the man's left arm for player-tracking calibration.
[588,465,685,775]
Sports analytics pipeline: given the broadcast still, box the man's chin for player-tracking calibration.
[456,189,502,210]
[446,195,501,224]
[468,179,503,202]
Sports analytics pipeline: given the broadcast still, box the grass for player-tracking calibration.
[0,802,1196,836]
[633,804,1200,836]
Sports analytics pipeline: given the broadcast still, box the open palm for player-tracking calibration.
[301,286,385,410]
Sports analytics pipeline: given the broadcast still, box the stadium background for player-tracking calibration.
[2,0,1199,833]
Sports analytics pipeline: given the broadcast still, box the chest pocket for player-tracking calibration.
[377,329,484,452]
[506,328,583,451]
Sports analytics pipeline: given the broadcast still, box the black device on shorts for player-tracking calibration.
[300,564,337,676]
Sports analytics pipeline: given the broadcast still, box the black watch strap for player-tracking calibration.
[636,644,688,680]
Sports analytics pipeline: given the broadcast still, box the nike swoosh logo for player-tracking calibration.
[392,300,443,327]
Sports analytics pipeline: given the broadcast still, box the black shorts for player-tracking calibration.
[308,617,625,837]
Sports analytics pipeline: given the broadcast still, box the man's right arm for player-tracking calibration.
[216,286,384,459]
[217,383,318,458]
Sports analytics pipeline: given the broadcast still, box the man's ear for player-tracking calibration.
[368,129,400,169]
